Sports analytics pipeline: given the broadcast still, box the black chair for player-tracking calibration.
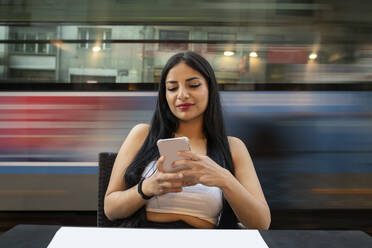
[98,152,121,227]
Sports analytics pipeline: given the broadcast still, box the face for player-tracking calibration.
[165,62,209,122]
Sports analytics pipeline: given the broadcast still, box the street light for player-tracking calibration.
[309,53,317,60]
[92,46,101,52]
[224,51,234,56]
[249,51,258,58]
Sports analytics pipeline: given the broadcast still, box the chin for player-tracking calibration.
[176,115,192,121]
[175,112,202,122]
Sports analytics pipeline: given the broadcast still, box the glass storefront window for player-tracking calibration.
[0,24,371,85]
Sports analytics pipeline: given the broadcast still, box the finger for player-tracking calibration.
[183,180,196,187]
[162,181,184,188]
[177,151,200,161]
[161,187,183,193]
[156,156,166,172]
[180,170,198,179]
[171,159,193,171]
[171,160,194,173]
[158,172,183,182]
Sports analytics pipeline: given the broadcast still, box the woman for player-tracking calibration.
[104,51,270,229]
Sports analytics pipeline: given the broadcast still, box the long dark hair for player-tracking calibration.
[122,51,238,228]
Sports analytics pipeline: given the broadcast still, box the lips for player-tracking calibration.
[177,103,194,110]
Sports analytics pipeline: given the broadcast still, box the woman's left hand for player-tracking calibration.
[172,151,232,188]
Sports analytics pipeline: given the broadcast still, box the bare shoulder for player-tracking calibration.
[227,136,247,153]
[128,123,150,140]
[228,136,243,145]
[227,136,252,168]
[118,123,150,159]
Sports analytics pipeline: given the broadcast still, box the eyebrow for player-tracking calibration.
[185,76,202,82]
[166,76,202,84]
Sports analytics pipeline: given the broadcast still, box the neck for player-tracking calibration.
[175,117,205,140]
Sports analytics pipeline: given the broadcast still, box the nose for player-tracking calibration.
[177,86,189,100]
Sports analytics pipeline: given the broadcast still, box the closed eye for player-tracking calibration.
[189,83,201,88]
[167,87,178,91]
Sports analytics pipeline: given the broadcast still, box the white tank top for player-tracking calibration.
[142,161,223,225]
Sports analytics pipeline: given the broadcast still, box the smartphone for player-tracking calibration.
[157,137,190,172]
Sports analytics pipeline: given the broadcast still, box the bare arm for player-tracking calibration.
[221,137,271,229]
[104,123,150,220]
[104,124,184,221]
[175,137,271,229]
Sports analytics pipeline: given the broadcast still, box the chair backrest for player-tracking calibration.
[98,152,122,227]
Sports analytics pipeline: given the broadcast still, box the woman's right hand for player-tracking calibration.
[141,156,184,197]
